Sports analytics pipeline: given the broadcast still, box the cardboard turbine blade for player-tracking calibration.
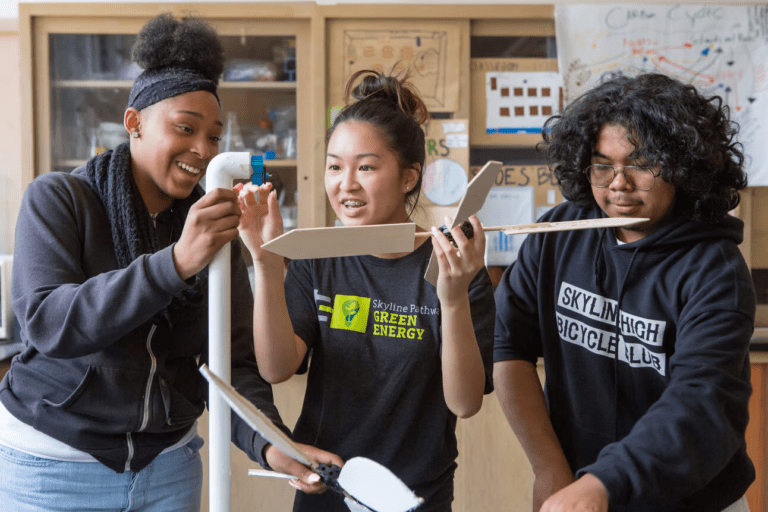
[199,364,313,467]
[261,223,416,259]
[424,160,502,286]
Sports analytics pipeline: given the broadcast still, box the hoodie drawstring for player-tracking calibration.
[593,228,607,289]
[613,246,640,441]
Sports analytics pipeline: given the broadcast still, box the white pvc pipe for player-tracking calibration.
[205,152,253,512]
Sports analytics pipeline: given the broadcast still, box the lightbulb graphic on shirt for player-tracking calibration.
[330,294,370,333]
[342,299,360,326]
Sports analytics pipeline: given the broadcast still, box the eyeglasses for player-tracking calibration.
[585,164,661,191]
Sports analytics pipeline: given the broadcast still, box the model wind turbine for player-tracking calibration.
[260,160,648,286]
[200,365,423,512]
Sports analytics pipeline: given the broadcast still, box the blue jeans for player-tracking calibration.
[0,436,204,512]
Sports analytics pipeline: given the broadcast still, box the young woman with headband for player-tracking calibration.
[0,13,339,511]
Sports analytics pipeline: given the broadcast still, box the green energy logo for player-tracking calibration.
[330,294,370,333]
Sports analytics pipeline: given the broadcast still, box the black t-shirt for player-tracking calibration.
[285,239,495,512]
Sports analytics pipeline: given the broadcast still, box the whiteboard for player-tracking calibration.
[555,4,768,185]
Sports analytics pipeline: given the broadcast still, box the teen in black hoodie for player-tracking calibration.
[494,73,754,512]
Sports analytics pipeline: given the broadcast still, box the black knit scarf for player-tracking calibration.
[85,142,207,327]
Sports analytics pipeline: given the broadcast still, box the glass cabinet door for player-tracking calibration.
[46,22,301,231]
[49,33,137,168]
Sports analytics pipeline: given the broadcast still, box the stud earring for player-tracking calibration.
[132,132,140,138]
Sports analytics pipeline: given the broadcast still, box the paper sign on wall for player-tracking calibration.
[422,119,469,206]
[469,163,561,214]
[476,187,534,266]
[486,72,563,134]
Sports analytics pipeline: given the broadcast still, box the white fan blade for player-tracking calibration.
[344,496,376,512]
[337,457,423,512]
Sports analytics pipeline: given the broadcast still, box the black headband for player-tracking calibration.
[128,67,219,111]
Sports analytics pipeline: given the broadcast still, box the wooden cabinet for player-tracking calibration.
[20,3,327,229]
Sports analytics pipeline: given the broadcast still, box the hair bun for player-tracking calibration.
[347,69,428,125]
[132,13,225,84]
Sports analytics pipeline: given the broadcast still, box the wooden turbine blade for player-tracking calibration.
[260,223,416,259]
[500,216,650,235]
[423,160,502,286]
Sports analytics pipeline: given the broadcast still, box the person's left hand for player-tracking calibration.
[539,473,609,512]
[431,215,486,305]
[235,182,284,265]
[264,443,345,495]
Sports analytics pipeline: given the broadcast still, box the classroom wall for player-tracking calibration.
[1,0,765,251]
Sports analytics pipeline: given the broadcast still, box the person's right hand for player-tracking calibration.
[236,182,285,265]
[172,188,242,280]
[533,467,575,511]
[539,474,608,512]
[264,443,345,494]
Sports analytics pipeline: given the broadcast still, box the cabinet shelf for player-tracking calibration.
[52,80,298,90]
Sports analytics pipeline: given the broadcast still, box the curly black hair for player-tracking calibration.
[132,13,224,83]
[539,73,747,223]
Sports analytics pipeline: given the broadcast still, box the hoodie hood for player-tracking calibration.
[589,204,743,291]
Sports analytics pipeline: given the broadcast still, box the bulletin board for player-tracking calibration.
[327,19,463,113]
[555,4,768,186]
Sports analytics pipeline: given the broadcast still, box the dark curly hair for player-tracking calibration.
[328,68,429,217]
[132,13,224,83]
[539,73,746,223]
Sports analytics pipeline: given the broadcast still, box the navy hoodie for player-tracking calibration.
[495,201,755,511]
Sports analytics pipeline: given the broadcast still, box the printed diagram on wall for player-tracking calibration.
[485,72,563,134]
[555,4,768,185]
[476,187,534,266]
[343,30,458,111]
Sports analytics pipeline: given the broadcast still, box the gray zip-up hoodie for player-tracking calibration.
[1,168,285,473]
